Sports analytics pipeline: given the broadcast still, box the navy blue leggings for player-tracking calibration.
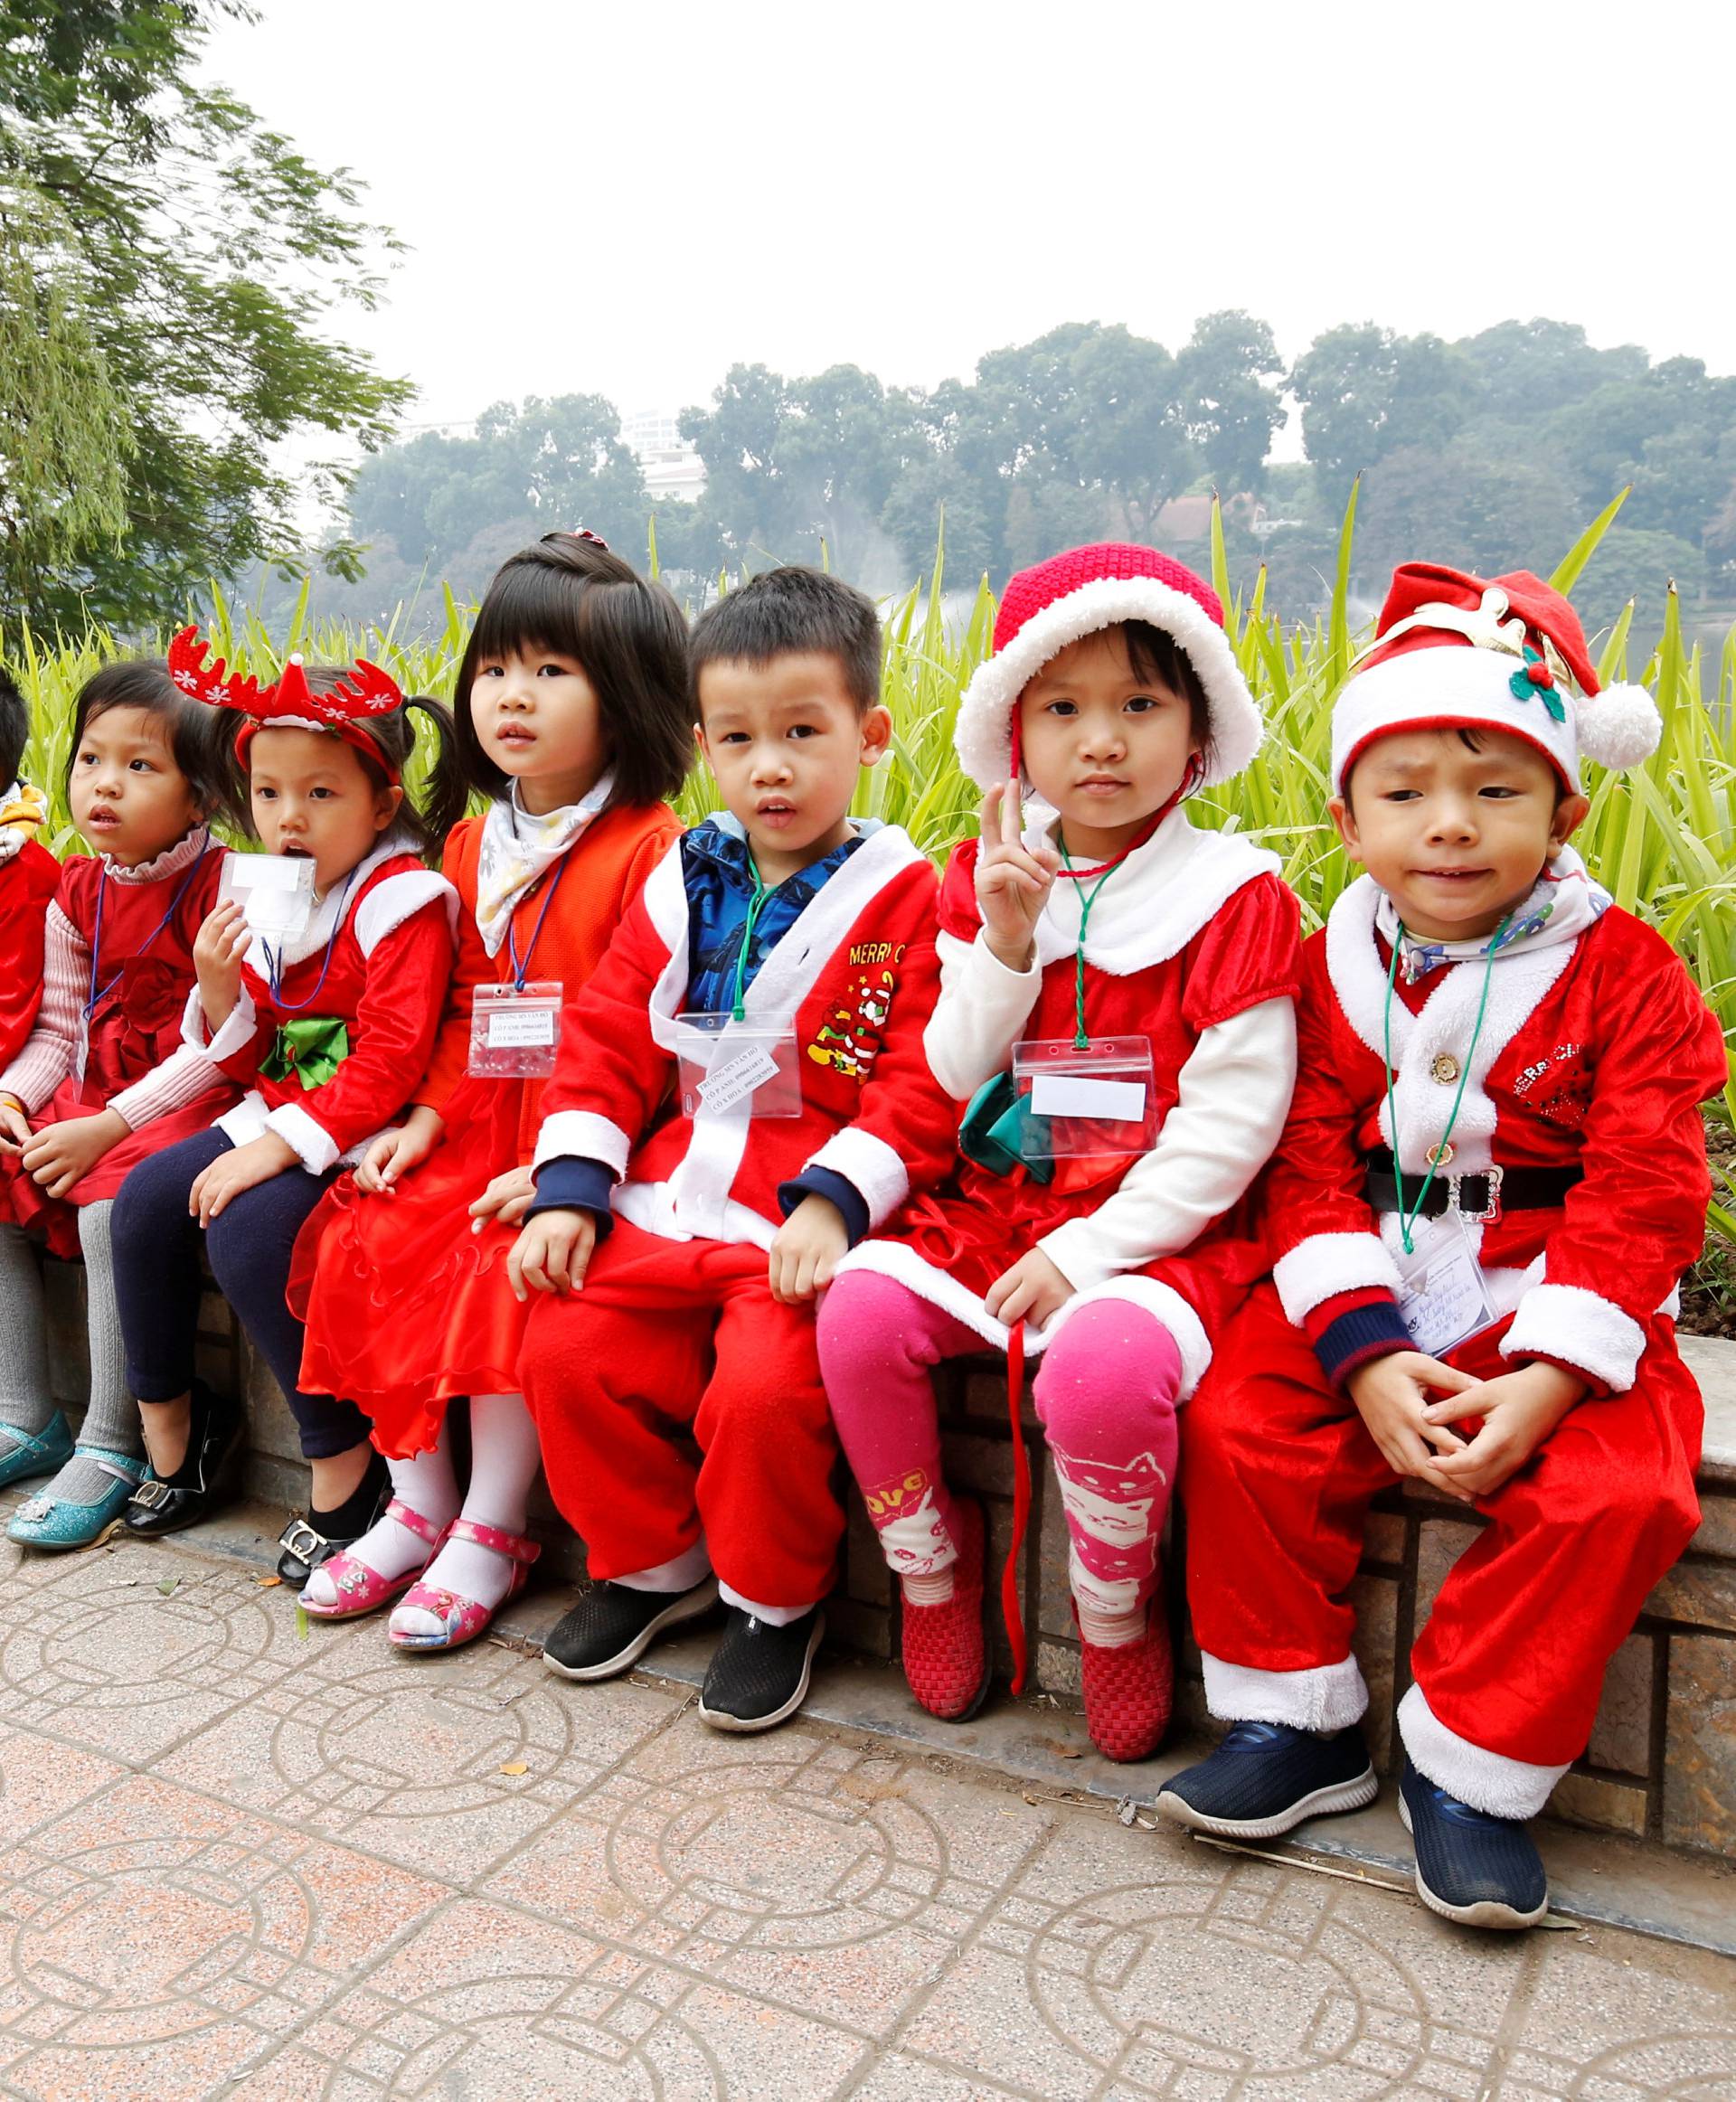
[112,1128,371,1459]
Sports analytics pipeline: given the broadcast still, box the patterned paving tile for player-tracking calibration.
[0,1542,306,1765]
[0,1774,448,2102]
[1495,1934,1736,2100]
[230,1899,867,2099]
[483,1720,1055,2040]
[160,1630,675,1882]
[0,1720,126,1840]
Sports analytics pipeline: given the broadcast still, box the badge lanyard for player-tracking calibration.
[730,863,771,1023]
[506,854,570,993]
[1381,913,1508,1254]
[84,840,211,1019]
[263,868,359,1015]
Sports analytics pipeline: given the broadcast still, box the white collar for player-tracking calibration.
[100,825,212,886]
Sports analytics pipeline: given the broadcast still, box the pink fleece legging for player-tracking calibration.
[818,1272,1183,1645]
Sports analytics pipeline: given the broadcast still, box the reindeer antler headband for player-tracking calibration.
[169,626,407,783]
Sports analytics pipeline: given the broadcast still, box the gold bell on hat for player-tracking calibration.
[1431,1053,1461,1084]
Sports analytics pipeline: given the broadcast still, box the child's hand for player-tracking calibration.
[0,1096,32,1154]
[985,1247,1075,1330]
[189,1131,299,1226]
[1346,1350,1477,1496]
[976,778,1060,973]
[355,1106,443,1194]
[768,1193,848,1305]
[194,900,249,1032]
[470,1164,536,1233]
[1419,1361,1587,1502]
[22,1109,129,1199]
[507,1208,596,1300]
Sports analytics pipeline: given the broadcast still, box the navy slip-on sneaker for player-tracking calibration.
[1155,1720,1378,1840]
[1398,1756,1549,1930]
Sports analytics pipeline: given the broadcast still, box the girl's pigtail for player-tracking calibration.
[401,694,470,855]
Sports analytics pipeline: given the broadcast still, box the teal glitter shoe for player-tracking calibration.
[9,1447,146,1551]
[0,1412,73,1490]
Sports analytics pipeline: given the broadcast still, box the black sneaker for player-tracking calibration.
[1398,1757,1549,1929]
[698,1606,824,1733]
[1155,1720,1378,1840]
[542,1576,719,1681]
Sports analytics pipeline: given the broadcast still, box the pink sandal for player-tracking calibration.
[387,1517,541,1654]
[298,1500,447,1621]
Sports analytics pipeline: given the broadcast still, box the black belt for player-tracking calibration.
[1363,1152,1582,1222]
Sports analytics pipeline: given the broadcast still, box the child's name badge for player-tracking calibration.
[674,1011,801,1120]
[218,853,316,938]
[1394,1218,1498,1359]
[1012,1035,1157,1161]
[467,981,562,1079]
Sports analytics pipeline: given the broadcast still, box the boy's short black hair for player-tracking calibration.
[66,660,246,828]
[689,565,882,715]
[0,666,27,788]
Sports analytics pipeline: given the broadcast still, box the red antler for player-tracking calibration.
[269,654,402,725]
[167,625,269,715]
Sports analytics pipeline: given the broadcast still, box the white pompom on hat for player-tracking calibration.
[1332,562,1661,795]
[952,542,1264,792]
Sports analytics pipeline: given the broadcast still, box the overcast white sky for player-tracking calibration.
[201,0,1731,441]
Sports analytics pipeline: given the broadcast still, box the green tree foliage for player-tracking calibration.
[0,0,410,633]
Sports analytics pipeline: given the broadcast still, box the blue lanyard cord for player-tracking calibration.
[263,868,358,1014]
[85,840,211,1019]
[730,864,771,1023]
[1382,915,1507,1255]
[506,853,571,993]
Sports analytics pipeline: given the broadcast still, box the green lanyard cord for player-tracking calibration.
[1056,835,1120,1051]
[1382,914,1508,1255]
[730,864,770,1023]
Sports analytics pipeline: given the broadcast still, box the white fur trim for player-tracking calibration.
[263,1099,341,1175]
[1576,681,1662,771]
[1398,1684,1568,1820]
[954,576,1263,791]
[241,830,416,974]
[803,1125,909,1230]
[354,869,458,957]
[1201,1651,1369,1734]
[1273,1232,1403,1325]
[1500,1280,1646,1392]
[182,982,259,1065]
[533,1109,633,1179]
[641,838,692,1051]
[1333,645,1582,793]
[1043,1275,1212,1400]
[611,1176,779,1250]
[832,1238,1044,1353]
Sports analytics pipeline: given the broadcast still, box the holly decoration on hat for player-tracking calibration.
[1509,645,1567,724]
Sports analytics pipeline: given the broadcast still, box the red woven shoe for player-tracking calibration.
[1079,1589,1174,1764]
[899,1495,989,1722]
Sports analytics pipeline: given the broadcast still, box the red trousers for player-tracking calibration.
[518,1217,843,1611]
[1183,1282,1702,1771]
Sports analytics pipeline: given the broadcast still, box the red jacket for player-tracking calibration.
[1269,878,1727,1395]
[532,824,958,1247]
[0,841,61,1073]
[189,837,457,1174]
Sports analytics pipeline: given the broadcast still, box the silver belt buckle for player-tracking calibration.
[1448,1164,1504,1224]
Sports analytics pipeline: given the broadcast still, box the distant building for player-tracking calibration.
[623,410,706,506]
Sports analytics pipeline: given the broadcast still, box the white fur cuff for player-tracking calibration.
[1273,1231,1402,1325]
[1201,1651,1368,1733]
[533,1109,633,1178]
[1501,1281,1646,1392]
[1398,1684,1569,1820]
[265,1100,341,1175]
[804,1126,909,1230]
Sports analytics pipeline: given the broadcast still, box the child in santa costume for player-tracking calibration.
[819,543,1302,1762]
[289,532,689,1650]
[1158,564,1725,1931]
[511,566,959,1733]
[0,669,59,1079]
[0,660,240,1552]
[111,634,460,1579]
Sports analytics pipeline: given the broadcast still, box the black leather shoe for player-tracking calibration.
[275,1456,391,1585]
[124,1382,245,1539]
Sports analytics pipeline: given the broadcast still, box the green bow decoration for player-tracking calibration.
[958,1072,1053,1184]
[260,1016,350,1091]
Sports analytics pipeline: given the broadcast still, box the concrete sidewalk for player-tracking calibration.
[1,1524,1733,2101]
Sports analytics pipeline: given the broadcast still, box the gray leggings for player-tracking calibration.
[0,1205,139,1456]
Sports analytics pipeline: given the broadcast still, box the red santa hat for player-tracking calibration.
[168,625,407,784]
[951,542,1264,792]
[1332,563,1661,795]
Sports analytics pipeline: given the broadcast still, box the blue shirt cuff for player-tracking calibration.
[527,1155,617,1236]
[1316,1297,1412,1387]
[778,1167,870,1249]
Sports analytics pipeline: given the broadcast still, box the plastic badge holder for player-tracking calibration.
[218,853,316,938]
[674,1011,802,1119]
[1394,1214,1499,1359]
[1012,1035,1157,1160]
[468,981,562,1079]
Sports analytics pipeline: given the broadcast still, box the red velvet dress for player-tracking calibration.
[0,839,60,1072]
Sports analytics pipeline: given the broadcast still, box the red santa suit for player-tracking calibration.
[517,821,958,1616]
[0,807,60,1076]
[0,828,231,1255]
[1183,561,1725,1820]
